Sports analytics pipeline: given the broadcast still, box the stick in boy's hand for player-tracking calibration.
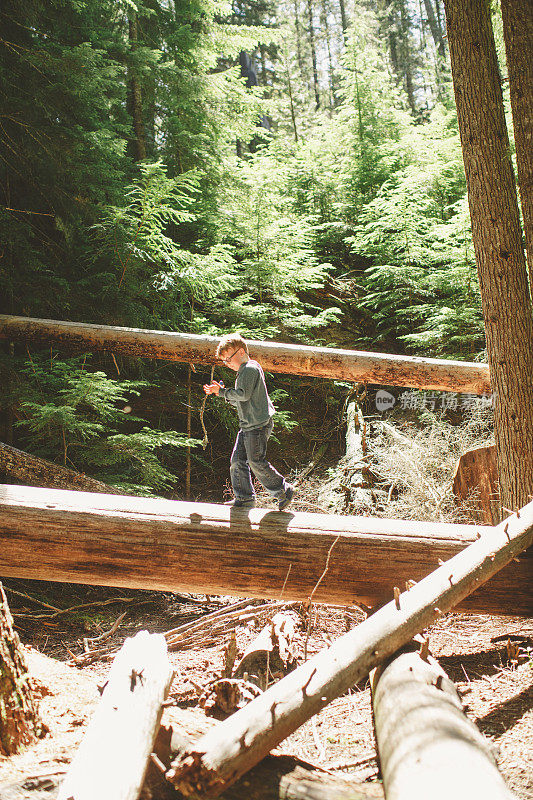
[203,380,224,395]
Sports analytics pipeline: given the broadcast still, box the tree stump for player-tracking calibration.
[0,582,43,755]
[452,445,500,525]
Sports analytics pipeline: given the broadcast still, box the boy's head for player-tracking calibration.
[216,333,249,371]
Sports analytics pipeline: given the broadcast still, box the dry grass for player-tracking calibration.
[366,407,495,522]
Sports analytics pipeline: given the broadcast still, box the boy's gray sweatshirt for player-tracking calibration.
[219,359,275,430]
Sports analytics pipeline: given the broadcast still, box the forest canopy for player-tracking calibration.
[0,0,512,495]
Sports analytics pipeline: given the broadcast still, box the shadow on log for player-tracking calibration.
[1,484,530,615]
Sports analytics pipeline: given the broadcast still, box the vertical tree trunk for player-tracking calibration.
[338,0,348,38]
[377,0,401,87]
[321,0,337,109]
[186,365,192,499]
[306,0,321,109]
[284,50,299,142]
[444,0,533,512]
[500,0,533,288]
[398,0,418,115]
[128,12,147,162]
[293,0,306,80]
[0,582,42,754]
[423,0,446,57]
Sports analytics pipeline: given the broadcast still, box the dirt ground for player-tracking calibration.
[0,586,531,799]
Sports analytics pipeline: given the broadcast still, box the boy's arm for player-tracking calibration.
[219,366,258,403]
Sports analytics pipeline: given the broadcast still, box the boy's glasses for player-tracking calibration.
[221,349,240,365]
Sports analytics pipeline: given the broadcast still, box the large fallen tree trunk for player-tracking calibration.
[0,441,122,494]
[0,484,530,615]
[371,642,515,800]
[57,630,173,800]
[0,314,491,394]
[166,502,533,798]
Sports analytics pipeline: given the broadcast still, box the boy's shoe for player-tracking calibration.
[278,485,295,512]
[224,498,256,508]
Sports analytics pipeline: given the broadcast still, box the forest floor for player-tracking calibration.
[0,585,531,799]
[0,416,532,799]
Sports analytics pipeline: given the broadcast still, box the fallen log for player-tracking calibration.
[232,611,299,689]
[0,314,491,394]
[371,642,515,799]
[165,501,533,797]
[0,441,122,494]
[0,484,531,615]
[158,708,383,800]
[0,712,384,800]
[57,630,173,800]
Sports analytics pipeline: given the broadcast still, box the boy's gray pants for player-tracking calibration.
[229,419,286,501]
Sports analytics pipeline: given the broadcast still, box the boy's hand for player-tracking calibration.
[203,381,224,395]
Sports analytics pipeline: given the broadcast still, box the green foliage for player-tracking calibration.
[15,356,200,495]
[0,0,491,496]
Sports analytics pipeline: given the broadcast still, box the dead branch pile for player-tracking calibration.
[69,599,295,667]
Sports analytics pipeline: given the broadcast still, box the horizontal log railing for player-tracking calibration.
[0,314,491,394]
[0,485,529,615]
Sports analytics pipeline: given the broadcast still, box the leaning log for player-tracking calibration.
[371,642,515,800]
[0,441,122,494]
[145,708,384,800]
[166,501,533,798]
[57,630,173,800]
[0,484,531,615]
[0,314,491,394]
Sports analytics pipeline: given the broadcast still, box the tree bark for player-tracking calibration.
[398,0,418,115]
[500,0,533,288]
[0,582,43,755]
[0,441,122,494]
[444,0,533,511]
[166,505,533,797]
[423,0,445,57]
[371,642,514,800]
[338,0,347,37]
[452,444,500,526]
[155,708,384,800]
[318,399,375,513]
[293,0,306,79]
[127,12,147,162]
[57,631,173,800]
[1,484,530,615]
[306,0,321,109]
[0,315,492,394]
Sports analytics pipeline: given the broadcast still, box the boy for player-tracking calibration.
[203,333,295,511]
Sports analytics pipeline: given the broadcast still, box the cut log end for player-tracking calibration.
[167,753,225,799]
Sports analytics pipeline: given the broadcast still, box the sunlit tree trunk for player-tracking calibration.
[284,48,299,142]
[501,0,533,288]
[0,583,42,754]
[398,0,418,115]
[423,0,445,57]
[445,0,533,513]
[321,0,337,109]
[306,0,321,109]
[293,0,306,79]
